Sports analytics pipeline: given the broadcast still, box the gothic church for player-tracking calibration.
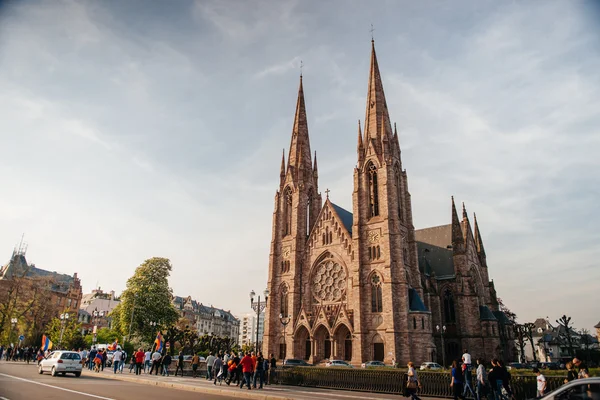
[263,41,515,366]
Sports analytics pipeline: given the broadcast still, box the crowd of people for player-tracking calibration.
[405,349,592,400]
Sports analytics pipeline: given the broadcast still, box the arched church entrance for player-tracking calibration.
[294,325,311,361]
[313,325,331,363]
[333,324,352,361]
[372,333,385,362]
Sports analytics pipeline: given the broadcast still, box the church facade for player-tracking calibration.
[262,41,515,366]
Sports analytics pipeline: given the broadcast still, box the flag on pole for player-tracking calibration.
[154,332,163,352]
[41,335,53,351]
[108,339,118,351]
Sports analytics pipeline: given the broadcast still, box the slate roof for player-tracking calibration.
[492,311,513,325]
[480,306,498,321]
[416,242,455,279]
[172,295,237,321]
[1,253,74,293]
[408,288,429,312]
[415,224,452,249]
[331,203,353,235]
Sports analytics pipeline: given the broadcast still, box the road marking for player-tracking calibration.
[0,373,116,400]
[1,396,10,400]
[269,387,396,400]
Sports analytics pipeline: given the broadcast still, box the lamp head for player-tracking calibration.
[263,289,270,299]
[250,290,256,302]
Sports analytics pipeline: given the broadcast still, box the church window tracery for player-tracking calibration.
[443,288,456,323]
[283,187,293,236]
[367,162,379,217]
[371,273,383,313]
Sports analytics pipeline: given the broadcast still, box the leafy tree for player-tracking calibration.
[579,329,592,362]
[497,297,517,323]
[113,257,179,344]
[45,311,83,350]
[83,327,121,347]
[523,322,538,362]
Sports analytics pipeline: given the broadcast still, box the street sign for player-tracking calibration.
[19,335,24,341]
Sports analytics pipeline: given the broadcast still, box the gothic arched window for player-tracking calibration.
[280,286,289,317]
[367,162,379,217]
[283,187,293,236]
[394,165,404,222]
[371,274,383,313]
[443,288,456,323]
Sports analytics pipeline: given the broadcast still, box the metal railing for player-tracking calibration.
[271,368,567,399]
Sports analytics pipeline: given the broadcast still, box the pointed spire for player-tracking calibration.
[474,213,487,262]
[313,151,318,176]
[280,149,286,177]
[357,119,364,164]
[462,202,468,219]
[363,40,392,154]
[451,196,465,253]
[461,202,474,244]
[287,75,313,175]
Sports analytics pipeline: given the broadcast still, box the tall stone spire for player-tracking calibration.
[357,120,364,163]
[363,40,393,156]
[287,75,313,176]
[313,151,318,177]
[474,213,487,266]
[280,149,286,186]
[451,197,465,254]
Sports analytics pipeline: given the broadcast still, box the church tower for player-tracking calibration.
[352,40,433,364]
[263,76,322,360]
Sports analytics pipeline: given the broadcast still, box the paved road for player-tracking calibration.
[0,362,234,400]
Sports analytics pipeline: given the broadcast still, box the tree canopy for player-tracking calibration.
[113,257,179,344]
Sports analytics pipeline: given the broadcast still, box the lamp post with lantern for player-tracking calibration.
[92,309,105,345]
[250,289,269,352]
[279,313,291,360]
[436,324,447,368]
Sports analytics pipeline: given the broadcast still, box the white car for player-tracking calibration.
[539,377,600,400]
[420,362,443,371]
[325,360,353,368]
[38,351,83,377]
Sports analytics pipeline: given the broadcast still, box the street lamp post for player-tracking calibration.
[10,317,17,346]
[279,313,291,360]
[59,313,70,349]
[436,324,447,368]
[250,289,269,353]
[92,309,105,345]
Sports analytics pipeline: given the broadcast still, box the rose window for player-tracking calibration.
[312,260,347,302]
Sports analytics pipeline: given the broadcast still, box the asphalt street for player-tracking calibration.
[0,362,235,400]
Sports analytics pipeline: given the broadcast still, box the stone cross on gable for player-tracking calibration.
[325,188,330,199]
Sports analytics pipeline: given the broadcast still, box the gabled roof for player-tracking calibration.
[480,306,498,321]
[595,321,600,329]
[330,203,353,235]
[416,242,454,279]
[408,288,429,312]
[416,224,452,249]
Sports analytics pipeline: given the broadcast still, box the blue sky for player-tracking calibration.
[0,0,598,331]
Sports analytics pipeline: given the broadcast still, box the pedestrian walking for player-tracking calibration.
[239,352,254,390]
[112,348,123,374]
[565,362,578,383]
[151,350,162,375]
[253,352,265,389]
[534,368,547,397]
[162,353,172,376]
[191,354,200,378]
[144,349,151,373]
[214,355,224,385]
[206,352,216,380]
[174,351,185,377]
[135,348,145,375]
[462,349,475,398]
[406,361,421,400]
[451,360,466,400]
[269,353,277,384]
[475,358,488,400]
[573,358,590,379]
[88,347,97,370]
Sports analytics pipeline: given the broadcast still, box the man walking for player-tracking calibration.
[174,351,185,377]
[162,353,172,376]
[88,347,97,370]
[151,349,162,375]
[462,349,475,398]
[144,349,151,373]
[253,352,265,389]
[206,352,216,380]
[239,352,254,390]
[112,348,123,374]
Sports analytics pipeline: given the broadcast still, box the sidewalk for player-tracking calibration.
[87,368,436,400]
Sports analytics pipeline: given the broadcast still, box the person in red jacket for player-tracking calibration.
[239,352,254,390]
[135,348,145,375]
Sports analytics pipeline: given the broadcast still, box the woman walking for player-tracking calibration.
[406,361,421,400]
[451,360,466,400]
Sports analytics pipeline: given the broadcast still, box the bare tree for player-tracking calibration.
[579,329,592,362]
[514,324,527,363]
[523,322,538,362]
[556,315,575,358]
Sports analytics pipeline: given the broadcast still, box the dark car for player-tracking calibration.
[539,362,561,370]
[283,359,312,367]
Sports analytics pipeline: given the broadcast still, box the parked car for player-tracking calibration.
[283,359,312,367]
[420,362,443,371]
[361,360,388,368]
[507,362,532,370]
[38,351,83,377]
[325,360,353,368]
[539,362,561,370]
[537,377,600,400]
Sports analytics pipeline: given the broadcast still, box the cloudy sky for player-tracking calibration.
[1,0,599,331]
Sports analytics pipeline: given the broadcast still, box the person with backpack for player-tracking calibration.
[253,352,265,389]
